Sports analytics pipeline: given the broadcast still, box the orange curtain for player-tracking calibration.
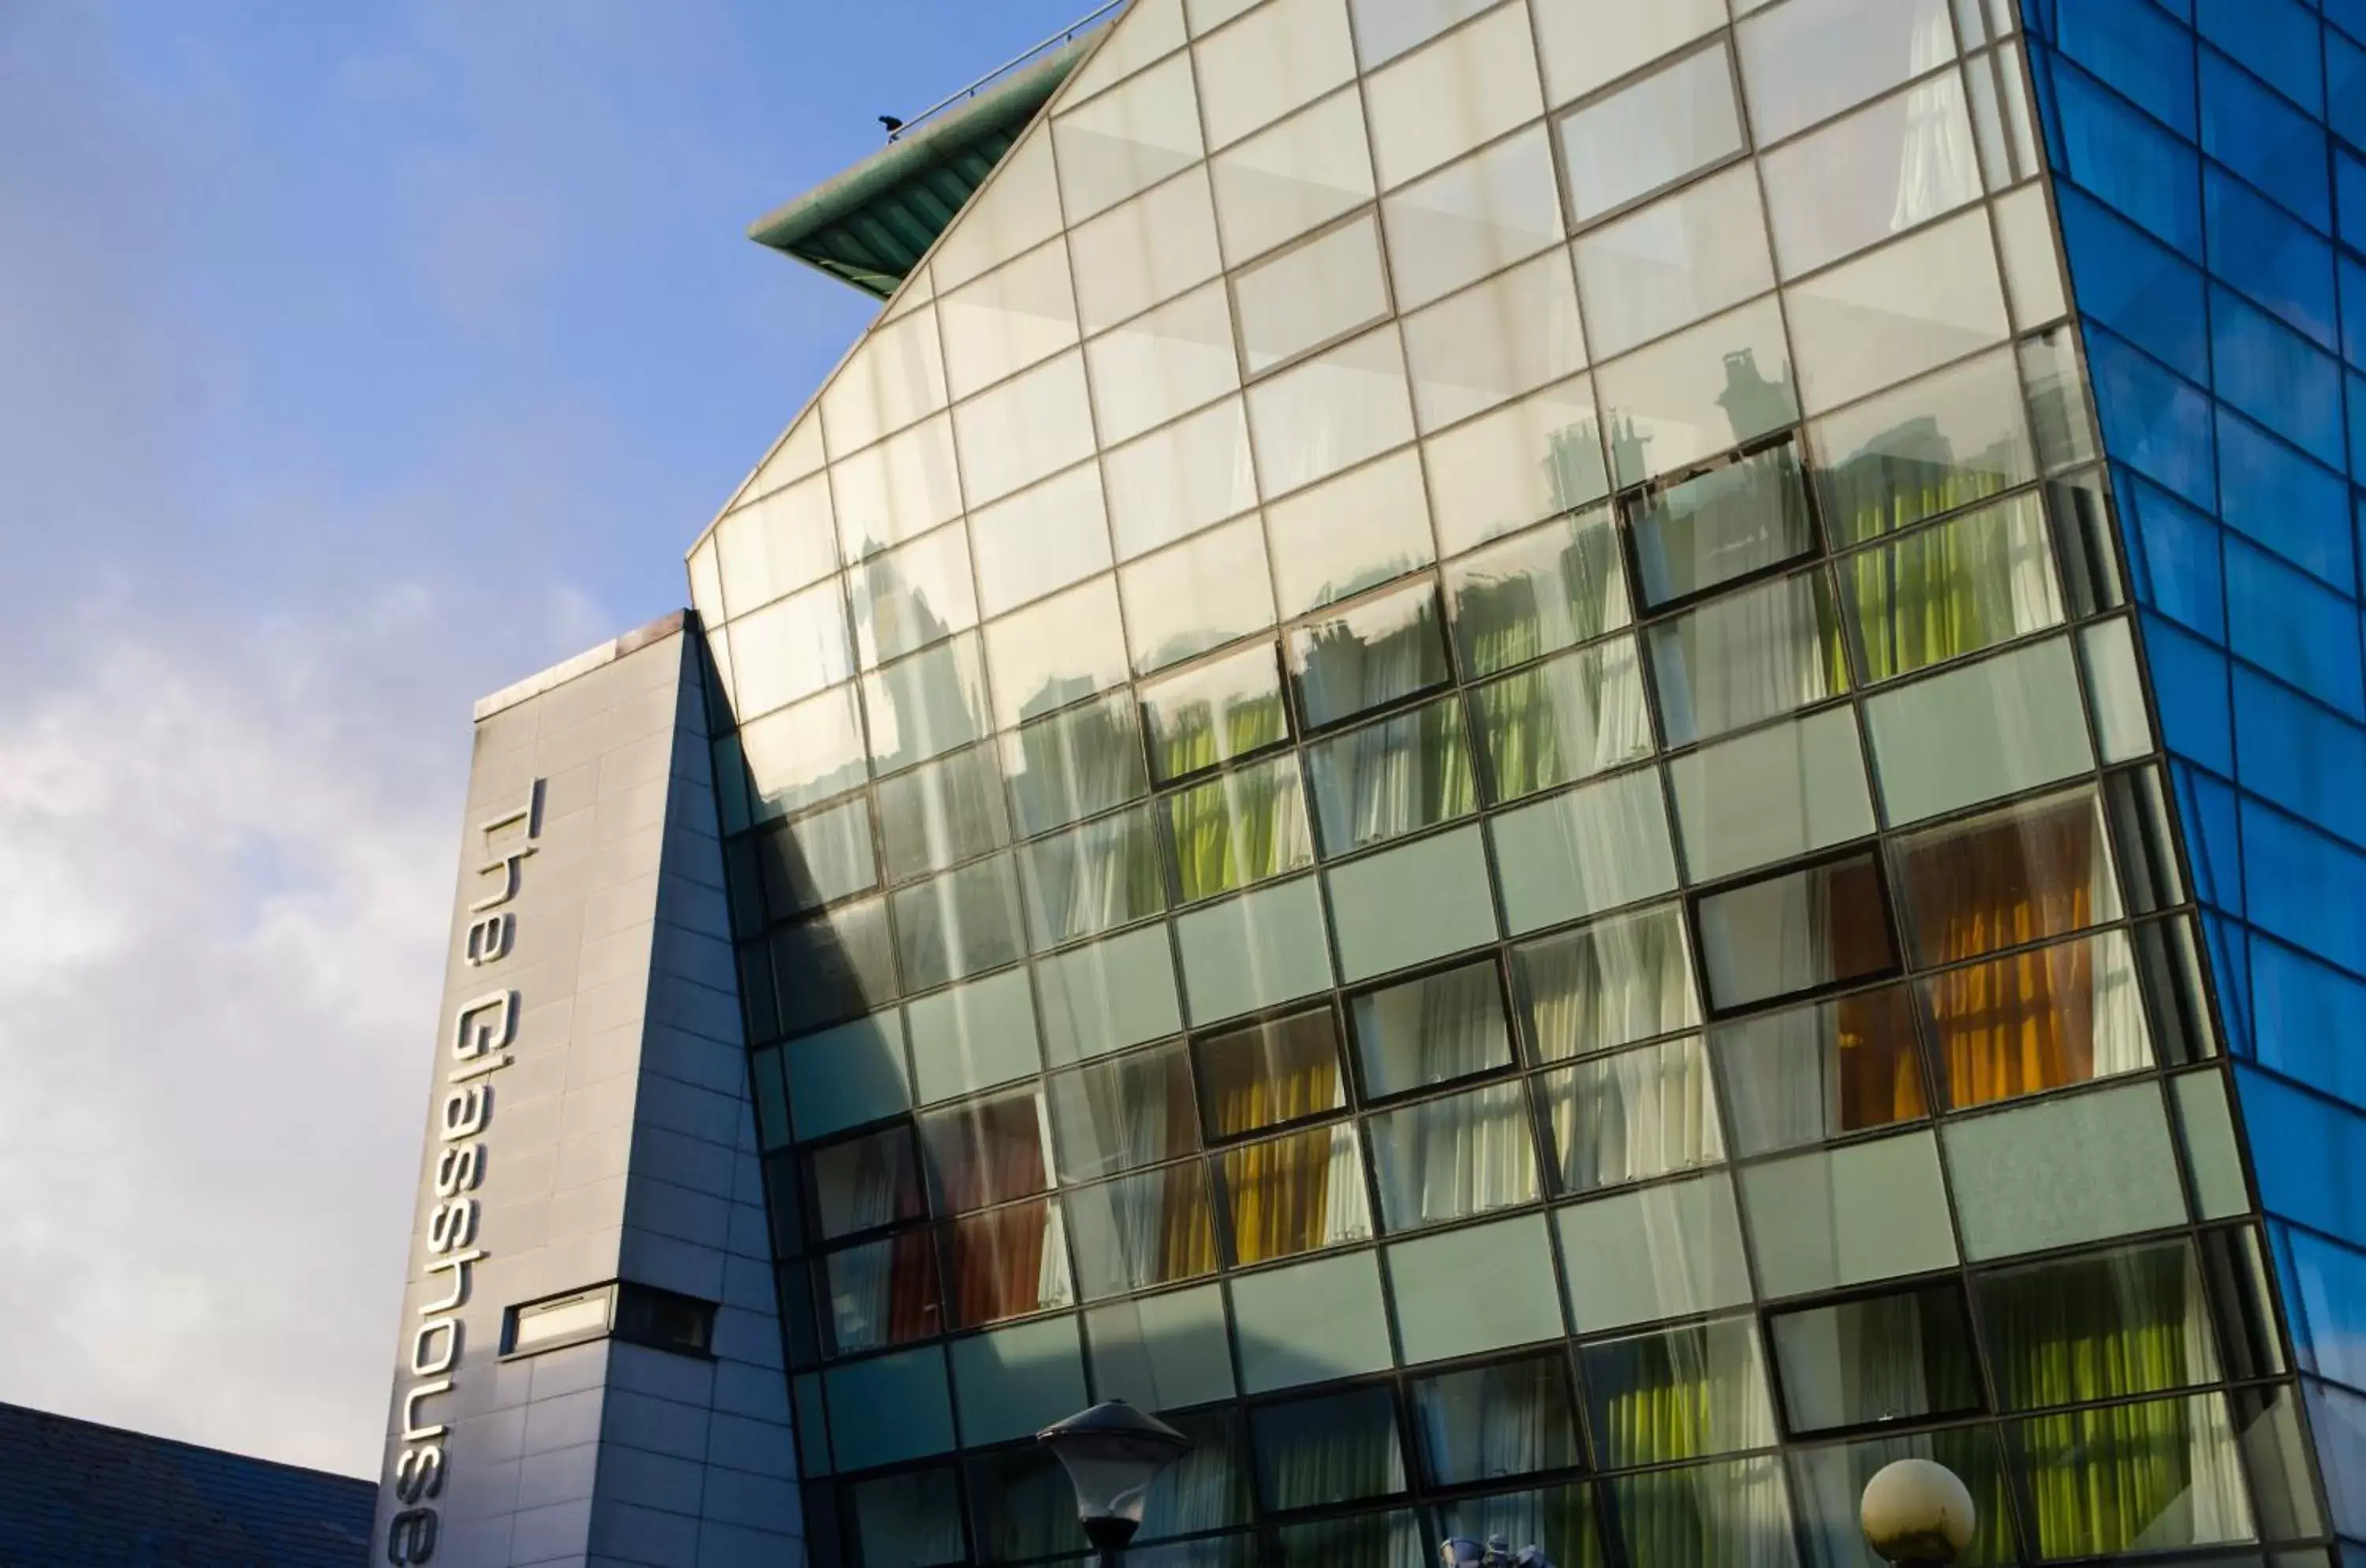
[946,1200,1054,1327]
[1901,804,2101,1108]
[1832,985,1930,1133]
[1223,1126,1340,1264]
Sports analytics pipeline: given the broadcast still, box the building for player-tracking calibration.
[0,1399,373,1566]
[375,0,2366,1564]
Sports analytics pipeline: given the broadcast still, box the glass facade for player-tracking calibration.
[681,0,2353,1560]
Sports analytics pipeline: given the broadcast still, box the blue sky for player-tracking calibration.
[0,0,1088,1475]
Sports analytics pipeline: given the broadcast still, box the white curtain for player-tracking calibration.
[1547,1035,1724,1193]
[1655,570,1839,745]
[1518,902,1701,1062]
[1373,1081,1539,1230]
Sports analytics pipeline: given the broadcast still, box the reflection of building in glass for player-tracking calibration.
[383,1,2366,1563]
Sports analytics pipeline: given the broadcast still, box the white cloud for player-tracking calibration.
[0,578,606,1475]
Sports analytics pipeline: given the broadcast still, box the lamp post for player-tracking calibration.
[1038,1401,1193,1568]
[1860,1458,1976,1568]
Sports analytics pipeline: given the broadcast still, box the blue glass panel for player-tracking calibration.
[2341,149,2366,255]
[2353,375,2366,483]
[2128,473,2228,639]
[2286,1229,2366,1391]
[2085,328,2218,509]
[2238,1066,2366,1246]
[2196,0,2323,114]
[2253,934,2366,1111]
[2203,49,2334,233]
[2234,665,2366,847]
[2146,613,2237,772]
[2336,0,2366,48]
[2061,189,2210,381]
[2243,797,2366,976]
[2202,910,2253,1057]
[2332,27,2366,151]
[2212,291,2349,471]
[2047,57,2206,254]
[2174,759,2247,913]
[2215,409,2355,585]
[2344,258,2366,369]
[2226,538,2366,718]
[2054,0,2200,136]
[2207,166,2339,352]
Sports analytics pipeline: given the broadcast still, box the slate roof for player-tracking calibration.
[0,1402,371,1567]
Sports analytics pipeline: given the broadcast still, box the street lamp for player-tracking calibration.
[1037,1401,1193,1566]
[1861,1458,1976,1567]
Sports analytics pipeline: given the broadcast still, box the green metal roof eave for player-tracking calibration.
[747,38,1093,298]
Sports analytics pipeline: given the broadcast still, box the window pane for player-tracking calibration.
[1698,853,1898,1013]
[1071,164,1226,338]
[1492,766,1681,933]
[1583,1317,1778,1467]
[1251,1385,1406,1510]
[809,1126,927,1243]
[1534,0,1726,109]
[917,1084,1051,1214]
[985,575,1130,733]
[1053,52,1205,223]
[1472,636,1655,804]
[847,521,978,671]
[1542,1034,1723,1193]
[1923,928,2152,1111]
[1368,1080,1540,1231]
[1425,377,1613,557]
[1809,347,2035,547]
[943,1197,1074,1327]
[1671,707,1876,883]
[1120,514,1276,676]
[1196,1004,1345,1137]
[1047,1042,1200,1182]
[876,744,1010,885]
[1864,637,2094,825]
[822,306,949,460]
[933,121,1062,293]
[1790,1429,2014,1568]
[1233,214,1390,374]
[1086,282,1241,448]
[1176,874,1337,1022]
[938,237,1080,403]
[1306,693,1477,856]
[780,1012,911,1141]
[771,897,901,1036]
[864,633,992,774]
[1211,88,1376,267]
[1629,439,1817,610]
[1769,1284,1978,1434]
[1407,247,1590,432]
[1890,786,2120,967]
[1597,296,1799,489]
[849,1464,965,1566]
[1838,492,2062,683]
[1163,752,1315,902]
[1247,325,1415,496]
[1788,211,2010,415]
[1761,71,1980,279]
[1512,902,1701,1064]
[716,472,837,616]
[756,797,878,917]
[2005,1394,2256,1559]
[1141,641,1291,783]
[966,1447,1086,1565]
[1351,958,1512,1099]
[1555,1172,1753,1331]
[1192,0,1355,151]
[1327,821,1499,984]
[1018,804,1166,950]
[1004,689,1150,838]
[1288,578,1450,730]
[1711,984,1929,1155]
[1380,124,1564,312]
[894,854,1027,991]
[1738,1129,1960,1297]
[969,461,1114,618]
[1410,1355,1582,1485]
[1608,1454,1800,1568]
[1221,1122,1373,1261]
[1266,448,1435,618]
[1559,43,1745,222]
[732,578,855,720]
[953,350,1096,507]
[737,684,871,823]
[1447,504,1629,680]
[1941,1081,2187,1260]
[1065,1162,1222,1300]
[823,1236,945,1356]
[1362,2,1545,189]
[1577,165,1775,361]
[1273,1511,1427,1566]
[1737,0,1956,145]
[1648,569,1849,747]
[1978,1238,2220,1412]
[833,413,964,560]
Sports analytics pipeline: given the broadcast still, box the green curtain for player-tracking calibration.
[1162,753,1308,902]
[1841,493,2057,681]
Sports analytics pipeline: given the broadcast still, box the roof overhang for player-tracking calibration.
[746,33,1098,298]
